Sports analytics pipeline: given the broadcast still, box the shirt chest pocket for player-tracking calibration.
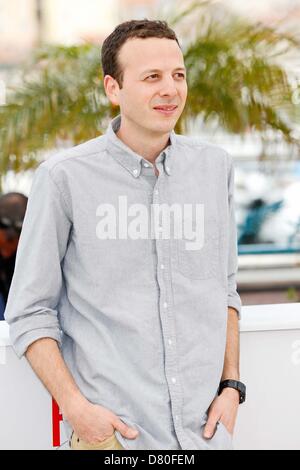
[176,217,219,280]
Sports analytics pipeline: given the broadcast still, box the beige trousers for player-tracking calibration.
[70,431,125,450]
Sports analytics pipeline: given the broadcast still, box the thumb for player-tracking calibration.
[114,418,139,439]
[203,416,218,439]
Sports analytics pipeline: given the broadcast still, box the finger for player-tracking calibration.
[203,416,219,439]
[113,418,139,439]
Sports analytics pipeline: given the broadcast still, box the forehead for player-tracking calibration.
[118,37,184,74]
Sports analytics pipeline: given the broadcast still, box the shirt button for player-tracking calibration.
[133,169,138,176]
[166,166,170,173]
[158,226,163,232]
[160,264,165,269]
[143,162,149,167]
[171,377,176,384]
[163,302,168,308]
[154,190,159,195]
[168,339,172,345]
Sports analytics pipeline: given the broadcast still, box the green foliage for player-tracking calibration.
[175,5,299,142]
[0,44,112,178]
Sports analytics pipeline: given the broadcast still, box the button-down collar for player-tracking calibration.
[106,115,175,178]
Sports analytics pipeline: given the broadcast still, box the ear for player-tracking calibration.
[103,75,120,106]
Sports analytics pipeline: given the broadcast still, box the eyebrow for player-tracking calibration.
[140,67,186,77]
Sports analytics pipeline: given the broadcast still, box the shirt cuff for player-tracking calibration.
[10,328,62,359]
[228,296,242,320]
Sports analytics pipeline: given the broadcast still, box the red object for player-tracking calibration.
[52,398,63,447]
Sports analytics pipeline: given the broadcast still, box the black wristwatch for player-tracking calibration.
[218,379,246,404]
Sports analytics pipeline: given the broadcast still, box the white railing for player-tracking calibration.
[1,303,300,450]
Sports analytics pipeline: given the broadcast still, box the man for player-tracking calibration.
[0,192,27,320]
[4,19,245,450]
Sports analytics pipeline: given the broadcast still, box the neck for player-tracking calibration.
[116,116,170,164]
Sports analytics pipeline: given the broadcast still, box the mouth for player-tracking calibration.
[153,105,178,116]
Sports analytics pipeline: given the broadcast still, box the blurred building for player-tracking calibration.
[0,0,38,64]
[0,0,165,65]
[40,0,117,45]
[1,0,300,64]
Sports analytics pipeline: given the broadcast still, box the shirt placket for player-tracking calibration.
[151,157,191,450]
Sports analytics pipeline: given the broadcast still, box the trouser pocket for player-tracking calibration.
[70,431,125,450]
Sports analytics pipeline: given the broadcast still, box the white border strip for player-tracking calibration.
[240,303,300,332]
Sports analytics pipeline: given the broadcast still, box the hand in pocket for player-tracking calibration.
[66,398,139,445]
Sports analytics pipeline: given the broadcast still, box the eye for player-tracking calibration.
[145,73,186,81]
[146,74,159,80]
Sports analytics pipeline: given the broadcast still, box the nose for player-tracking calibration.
[158,76,178,98]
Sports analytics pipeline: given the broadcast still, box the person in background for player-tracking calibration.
[0,193,28,320]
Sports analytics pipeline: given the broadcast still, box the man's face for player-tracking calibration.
[0,230,18,259]
[106,37,188,135]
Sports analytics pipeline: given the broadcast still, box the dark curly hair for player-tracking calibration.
[101,19,181,88]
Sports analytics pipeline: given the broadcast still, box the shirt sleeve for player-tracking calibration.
[226,153,242,320]
[4,164,72,358]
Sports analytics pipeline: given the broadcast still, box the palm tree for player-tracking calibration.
[171,1,300,146]
[0,0,299,190]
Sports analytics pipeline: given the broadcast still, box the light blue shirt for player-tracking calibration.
[5,115,241,450]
